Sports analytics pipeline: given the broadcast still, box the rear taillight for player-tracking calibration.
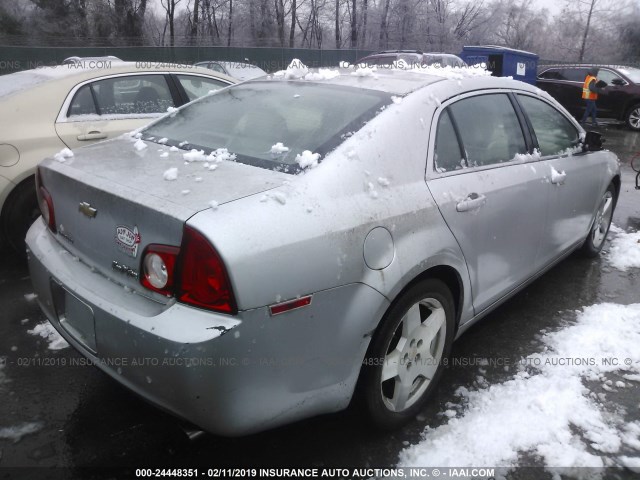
[35,167,56,233]
[139,226,237,315]
[176,226,237,315]
[141,245,179,296]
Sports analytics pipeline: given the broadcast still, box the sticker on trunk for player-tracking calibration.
[115,225,141,258]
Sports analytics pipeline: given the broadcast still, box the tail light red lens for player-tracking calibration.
[141,245,179,296]
[139,226,237,315]
[176,226,237,314]
[35,167,56,233]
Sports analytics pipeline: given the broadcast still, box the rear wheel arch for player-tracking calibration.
[355,269,461,429]
[611,175,621,204]
[398,265,463,331]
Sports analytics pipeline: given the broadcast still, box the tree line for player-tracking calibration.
[0,0,639,63]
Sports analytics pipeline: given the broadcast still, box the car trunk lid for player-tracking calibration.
[38,137,288,299]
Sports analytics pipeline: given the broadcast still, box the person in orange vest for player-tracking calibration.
[580,67,607,127]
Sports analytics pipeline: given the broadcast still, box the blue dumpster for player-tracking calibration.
[459,45,539,85]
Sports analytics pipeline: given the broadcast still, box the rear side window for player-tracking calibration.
[561,68,589,82]
[538,69,562,80]
[434,110,463,172]
[68,75,175,117]
[68,84,97,116]
[449,94,527,167]
[209,63,227,74]
[517,95,580,156]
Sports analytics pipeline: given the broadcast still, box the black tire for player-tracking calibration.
[1,177,40,255]
[580,183,616,257]
[360,278,455,430]
[626,103,640,131]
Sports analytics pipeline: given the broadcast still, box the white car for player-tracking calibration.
[0,62,235,252]
[194,61,267,81]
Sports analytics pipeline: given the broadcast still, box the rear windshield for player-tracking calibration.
[143,81,391,173]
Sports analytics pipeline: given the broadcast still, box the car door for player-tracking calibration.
[595,68,628,118]
[559,67,590,115]
[55,74,179,150]
[427,92,548,314]
[515,94,604,263]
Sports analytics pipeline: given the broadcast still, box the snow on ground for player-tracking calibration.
[398,303,640,476]
[0,422,43,443]
[27,322,69,350]
[607,225,640,272]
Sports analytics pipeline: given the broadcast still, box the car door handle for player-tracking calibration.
[77,131,107,141]
[456,193,487,212]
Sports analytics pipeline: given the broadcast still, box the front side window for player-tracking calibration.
[143,81,391,173]
[597,70,624,86]
[449,94,527,167]
[517,95,580,156]
[68,75,175,117]
[177,75,228,102]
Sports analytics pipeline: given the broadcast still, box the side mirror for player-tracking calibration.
[582,130,604,152]
[611,78,624,86]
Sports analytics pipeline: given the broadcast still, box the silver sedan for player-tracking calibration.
[26,66,620,436]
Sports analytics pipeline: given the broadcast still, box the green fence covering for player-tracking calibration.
[0,46,375,76]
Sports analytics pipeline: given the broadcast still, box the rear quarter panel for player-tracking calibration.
[187,85,473,324]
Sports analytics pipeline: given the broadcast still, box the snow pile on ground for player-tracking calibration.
[398,303,640,474]
[296,150,320,169]
[53,148,74,163]
[27,322,69,350]
[607,225,640,272]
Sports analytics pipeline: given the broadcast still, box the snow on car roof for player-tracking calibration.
[269,59,492,96]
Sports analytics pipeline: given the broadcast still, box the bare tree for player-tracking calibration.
[160,0,182,46]
[379,0,391,48]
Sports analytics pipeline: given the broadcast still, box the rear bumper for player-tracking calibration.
[26,220,389,436]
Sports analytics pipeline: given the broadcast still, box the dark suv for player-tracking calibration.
[536,65,640,130]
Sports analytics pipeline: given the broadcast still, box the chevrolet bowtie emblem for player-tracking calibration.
[79,202,97,218]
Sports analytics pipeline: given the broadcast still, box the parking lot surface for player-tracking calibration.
[1,123,639,479]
